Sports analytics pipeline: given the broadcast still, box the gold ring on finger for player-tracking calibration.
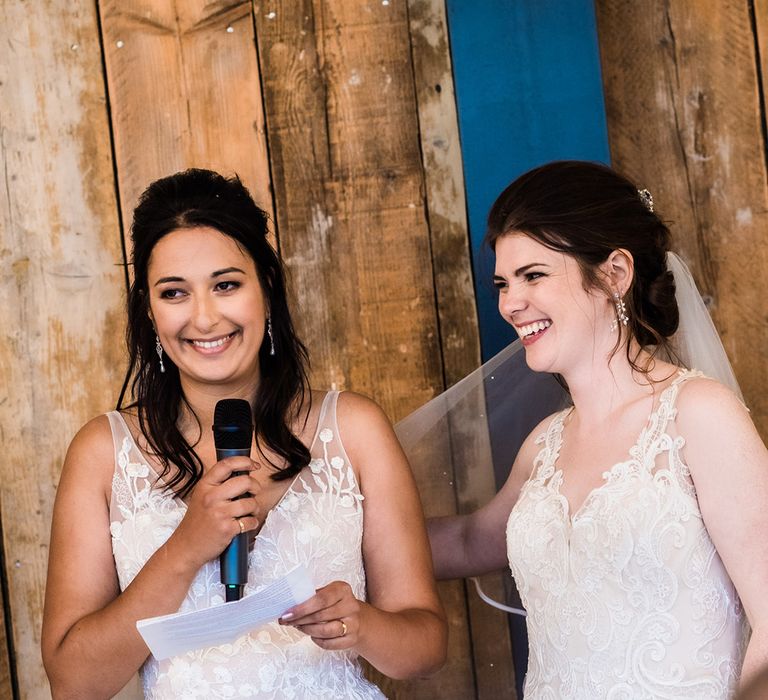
[339,620,347,637]
[237,518,245,534]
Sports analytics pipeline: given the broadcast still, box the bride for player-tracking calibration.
[420,161,768,698]
[42,169,446,698]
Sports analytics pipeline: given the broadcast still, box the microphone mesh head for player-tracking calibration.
[213,399,253,449]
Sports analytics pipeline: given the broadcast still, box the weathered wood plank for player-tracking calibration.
[99,0,274,231]
[0,2,126,696]
[0,508,14,698]
[595,0,768,440]
[255,1,476,696]
[408,0,515,696]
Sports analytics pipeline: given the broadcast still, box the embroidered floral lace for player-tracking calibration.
[108,391,385,699]
[506,371,748,699]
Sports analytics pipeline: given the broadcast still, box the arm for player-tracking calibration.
[677,380,768,688]
[42,415,262,698]
[280,392,447,679]
[428,416,548,580]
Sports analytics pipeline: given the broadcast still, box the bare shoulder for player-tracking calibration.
[675,375,751,429]
[674,375,763,463]
[60,413,116,495]
[336,390,389,428]
[335,391,402,478]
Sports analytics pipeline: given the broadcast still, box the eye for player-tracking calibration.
[524,271,545,282]
[159,288,185,300]
[493,278,508,292]
[214,280,241,292]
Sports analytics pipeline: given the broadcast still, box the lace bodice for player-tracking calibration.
[506,371,748,699]
[108,391,385,699]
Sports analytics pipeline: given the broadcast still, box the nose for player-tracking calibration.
[191,293,220,332]
[498,283,527,323]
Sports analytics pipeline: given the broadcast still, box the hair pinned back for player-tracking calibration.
[486,160,679,371]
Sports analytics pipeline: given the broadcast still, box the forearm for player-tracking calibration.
[356,604,447,679]
[45,537,198,698]
[740,626,768,689]
[428,513,507,580]
[427,514,472,579]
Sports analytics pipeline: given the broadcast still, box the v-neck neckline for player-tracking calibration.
[543,370,691,525]
[112,392,332,528]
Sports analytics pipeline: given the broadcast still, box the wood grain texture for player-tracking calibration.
[755,0,768,105]
[255,1,476,695]
[408,0,515,696]
[595,0,768,439]
[0,2,126,696]
[99,0,274,232]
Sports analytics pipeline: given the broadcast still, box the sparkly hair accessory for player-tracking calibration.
[638,188,654,212]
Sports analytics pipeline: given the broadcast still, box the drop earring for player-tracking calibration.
[267,317,275,356]
[155,334,166,373]
[610,292,629,332]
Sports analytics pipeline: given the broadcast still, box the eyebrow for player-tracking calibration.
[513,263,550,276]
[493,263,550,282]
[153,267,247,286]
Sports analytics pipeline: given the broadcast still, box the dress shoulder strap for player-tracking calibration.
[657,368,705,414]
[314,390,340,438]
[105,410,134,463]
[639,369,705,456]
[310,390,358,475]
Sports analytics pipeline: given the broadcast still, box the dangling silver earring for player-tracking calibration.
[267,317,275,356]
[155,334,166,373]
[611,292,629,332]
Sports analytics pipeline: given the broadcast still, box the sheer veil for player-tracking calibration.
[394,251,743,614]
[665,252,742,400]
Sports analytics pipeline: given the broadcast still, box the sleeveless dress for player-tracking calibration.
[107,391,386,699]
[506,370,749,699]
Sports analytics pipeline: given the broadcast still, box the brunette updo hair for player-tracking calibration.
[486,160,679,367]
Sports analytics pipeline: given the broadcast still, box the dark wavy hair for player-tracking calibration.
[117,169,311,498]
[486,160,679,371]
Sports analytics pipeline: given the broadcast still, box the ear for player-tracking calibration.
[601,249,634,296]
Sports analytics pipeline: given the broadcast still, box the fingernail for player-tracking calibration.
[279,612,294,621]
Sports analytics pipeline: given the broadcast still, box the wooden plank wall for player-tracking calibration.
[0,3,127,698]
[1,0,492,697]
[3,1,768,698]
[595,0,768,440]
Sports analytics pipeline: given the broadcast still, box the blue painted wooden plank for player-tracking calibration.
[445,0,611,359]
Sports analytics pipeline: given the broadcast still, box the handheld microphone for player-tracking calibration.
[213,398,253,602]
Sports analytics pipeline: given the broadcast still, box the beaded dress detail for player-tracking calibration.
[108,391,385,699]
[506,371,748,699]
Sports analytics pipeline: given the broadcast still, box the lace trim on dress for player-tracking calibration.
[107,392,385,699]
[506,370,748,699]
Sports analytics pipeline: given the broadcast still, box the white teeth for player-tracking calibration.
[517,320,551,338]
[191,334,231,349]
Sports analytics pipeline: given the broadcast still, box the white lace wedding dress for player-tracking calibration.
[108,391,385,699]
[506,370,748,699]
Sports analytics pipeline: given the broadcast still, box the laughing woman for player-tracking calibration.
[42,169,446,699]
[428,161,768,698]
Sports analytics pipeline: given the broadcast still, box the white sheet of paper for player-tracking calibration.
[136,565,315,660]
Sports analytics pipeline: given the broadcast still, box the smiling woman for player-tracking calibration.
[148,229,268,391]
[41,169,447,699]
[427,161,768,699]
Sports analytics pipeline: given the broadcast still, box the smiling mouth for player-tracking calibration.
[516,320,552,340]
[187,331,238,350]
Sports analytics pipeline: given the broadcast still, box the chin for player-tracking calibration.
[522,350,556,375]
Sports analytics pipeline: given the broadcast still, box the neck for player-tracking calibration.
[562,341,655,426]
[177,376,260,438]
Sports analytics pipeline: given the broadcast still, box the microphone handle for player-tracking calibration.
[216,446,250,601]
